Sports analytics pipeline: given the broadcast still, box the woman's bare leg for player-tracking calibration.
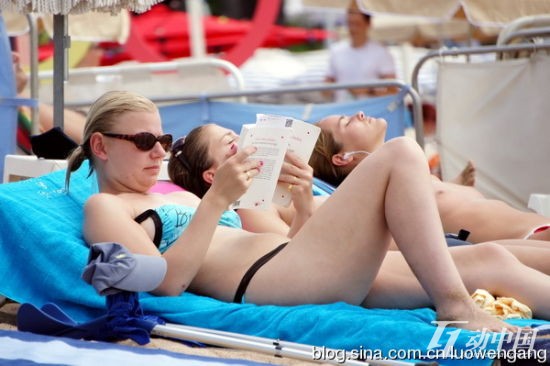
[495,240,550,275]
[249,137,513,331]
[365,243,550,320]
[358,140,512,331]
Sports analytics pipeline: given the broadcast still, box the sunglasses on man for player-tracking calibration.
[102,132,173,152]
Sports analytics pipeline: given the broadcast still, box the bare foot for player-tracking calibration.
[451,161,475,186]
[437,300,519,333]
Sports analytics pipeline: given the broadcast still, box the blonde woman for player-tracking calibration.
[67,91,550,332]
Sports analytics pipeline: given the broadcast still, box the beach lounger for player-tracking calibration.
[0,163,548,366]
[2,78,420,186]
[0,14,38,180]
[157,86,415,145]
[412,42,550,210]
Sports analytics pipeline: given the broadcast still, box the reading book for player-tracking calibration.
[231,114,320,210]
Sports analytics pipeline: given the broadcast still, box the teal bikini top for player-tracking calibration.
[134,204,242,253]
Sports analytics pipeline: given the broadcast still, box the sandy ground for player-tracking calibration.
[0,300,322,365]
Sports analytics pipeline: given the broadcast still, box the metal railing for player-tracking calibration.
[411,42,550,94]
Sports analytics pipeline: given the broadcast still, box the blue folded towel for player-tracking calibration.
[0,164,546,366]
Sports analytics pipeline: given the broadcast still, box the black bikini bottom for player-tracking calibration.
[233,243,288,303]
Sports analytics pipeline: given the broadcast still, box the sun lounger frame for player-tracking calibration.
[411,42,550,92]
[496,15,550,46]
[152,322,430,366]
[410,41,550,208]
[65,79,425,149]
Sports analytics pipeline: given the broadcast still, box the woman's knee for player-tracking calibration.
[452,242,520,288]
[350,137,427,183]
[381,137,426,166]
[472,242,520,266]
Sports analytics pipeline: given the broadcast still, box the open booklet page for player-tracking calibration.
[230,123,291,210]
[256,114,321,207]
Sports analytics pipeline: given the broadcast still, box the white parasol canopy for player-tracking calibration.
[0,0,160,15]
[4,11,130,43]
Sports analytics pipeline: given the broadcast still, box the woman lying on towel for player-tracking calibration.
[166,123,468,239]
[67,90,550,332]
[167,123,548,250]
[167,124,325,238]
[166,123,550,276]
[309,111,550,244]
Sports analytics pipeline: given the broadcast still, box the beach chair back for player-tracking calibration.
[436,52,550,209]
[0,14,19,178]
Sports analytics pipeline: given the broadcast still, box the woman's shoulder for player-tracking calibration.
[85,192,123,205]
[84,192,131,216]
[85,191,158,217]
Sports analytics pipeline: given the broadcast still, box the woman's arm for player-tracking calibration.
[237,152,319,238]
[83,193,159,255]
[278,152,315,238]
[83,192,227,296]
[84,146,260,296]
[237,152,318,238]
[160,146,262,295]
[237,206,290,236]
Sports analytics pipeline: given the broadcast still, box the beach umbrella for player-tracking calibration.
[0,0,163,129]
[355,0,550,27]
[3,10,129,135]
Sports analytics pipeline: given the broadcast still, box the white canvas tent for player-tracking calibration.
[356,0,550,27]
[302,0,550,44]
[301,0,503,44]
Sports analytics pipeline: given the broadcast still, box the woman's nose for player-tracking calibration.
[153,142,167,157]
[356,111,365,120]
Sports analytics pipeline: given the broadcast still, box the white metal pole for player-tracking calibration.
[52,14,69,129]
[152,323,417,366]
[186,0,206,58]
[26,14,40,134]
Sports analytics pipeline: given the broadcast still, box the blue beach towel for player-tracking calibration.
[0,165,547,366]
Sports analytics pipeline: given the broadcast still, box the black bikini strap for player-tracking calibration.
[134,209,162,248]
[233,243,287,303]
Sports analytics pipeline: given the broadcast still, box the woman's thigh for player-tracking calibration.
[245,169,399,304]
[246,138,433,306]
[361,252,431,309]
[245,241,409,307]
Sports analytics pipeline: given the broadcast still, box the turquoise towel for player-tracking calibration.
[0,165,546,365]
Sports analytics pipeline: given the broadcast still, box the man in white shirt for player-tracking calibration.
[325,1,397,102]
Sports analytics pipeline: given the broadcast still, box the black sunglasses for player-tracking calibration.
[102,132,173,152]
